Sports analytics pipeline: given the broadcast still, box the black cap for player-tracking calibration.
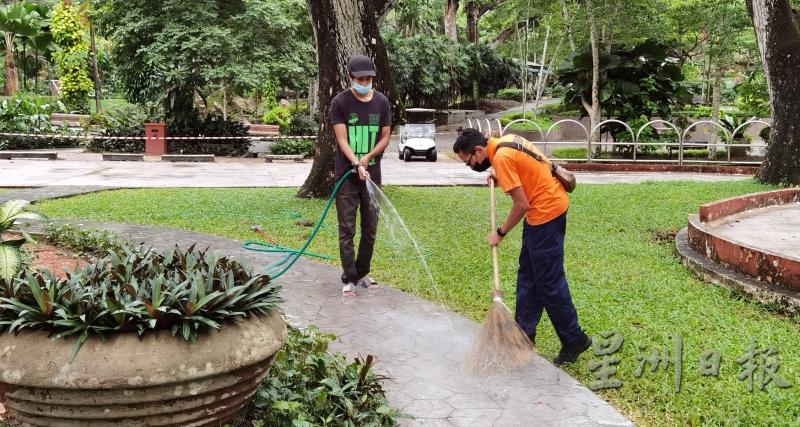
[347,55,376,77]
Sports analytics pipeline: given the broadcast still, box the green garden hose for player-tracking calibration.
[242,169,353,280]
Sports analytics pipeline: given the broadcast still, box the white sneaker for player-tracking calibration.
[342,283,356,296]
[358,276,378,289]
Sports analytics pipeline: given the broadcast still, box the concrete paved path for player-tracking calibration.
[0,148,749,188]
[2,188,632,426]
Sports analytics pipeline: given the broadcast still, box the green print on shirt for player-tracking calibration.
[348,124,380,164]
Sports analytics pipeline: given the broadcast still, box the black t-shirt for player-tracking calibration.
[330,89,392,185]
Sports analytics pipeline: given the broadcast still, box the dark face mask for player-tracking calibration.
[470,156,491,172]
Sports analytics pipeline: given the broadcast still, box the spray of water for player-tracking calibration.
[365,178,456,328]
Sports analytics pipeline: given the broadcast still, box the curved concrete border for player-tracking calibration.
[685,189,800,292]
[677,228,800,315]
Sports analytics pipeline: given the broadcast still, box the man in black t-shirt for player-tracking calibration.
[330,55,392,297]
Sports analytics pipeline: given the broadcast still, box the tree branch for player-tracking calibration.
[491,16,538,47]
[373,0,397,21]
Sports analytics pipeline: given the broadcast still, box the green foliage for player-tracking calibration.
[675,105,713,119]
[0,95,79,149]
[0,3,42,39]
[167,112,252,156]
[233,326,399,426]
[0,2,50,96]
[0,200,44,285]
[499,111,559,132]
[51,1,92,114]
[262,105,292,133]
[385,33,519,108]
[269,139,315,157]
[734,70,771,118]
[494,88,529,101]
[718,114,752,143]
[557,39,691,140]
[82,104,153,152]
[538,102,582,117]
[43,223,128,258]
[288,108,317,136]
[551,147,588,159]
[0,244,281,359]
[94,0,314,127]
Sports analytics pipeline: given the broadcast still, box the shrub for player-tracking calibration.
[167,112,252,156]
[82,105,150,153]
[288,109,318,136]
[263,105,292,134]
[269,139,315,157]
[232,326,399,426]
[499,112,559,132]
[537,102,582,117]
[735,70,771,118]
[0,96,79,149]
[495,88,527,101]
[52,2,93,113]
[675,105,713,119]
[0,244,281,359]
[43,223,129,258]
[552,147,588,159]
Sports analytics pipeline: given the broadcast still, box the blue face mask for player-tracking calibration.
[353,82,372,95]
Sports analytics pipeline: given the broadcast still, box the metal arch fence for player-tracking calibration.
[465,117,770,166]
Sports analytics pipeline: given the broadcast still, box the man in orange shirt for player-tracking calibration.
[454,128,591,366]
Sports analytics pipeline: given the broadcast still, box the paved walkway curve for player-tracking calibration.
[2,186,632,426]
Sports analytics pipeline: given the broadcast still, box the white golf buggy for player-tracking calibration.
[398,108,437,162]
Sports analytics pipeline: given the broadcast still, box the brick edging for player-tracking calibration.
[698,188,800,222]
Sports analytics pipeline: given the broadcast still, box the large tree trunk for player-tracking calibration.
[4,33,17,96]
[444,0,458,41]
[299,0,400,198]
[583,0,601,147]
[747,0,800,185]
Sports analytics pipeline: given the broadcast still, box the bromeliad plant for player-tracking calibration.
[233,326,400,427]
[0,244,282,359]
[0,200,45,285]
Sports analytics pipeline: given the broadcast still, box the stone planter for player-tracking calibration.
[0,311,286,426]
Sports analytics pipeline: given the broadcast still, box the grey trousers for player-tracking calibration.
[335,176,379,284]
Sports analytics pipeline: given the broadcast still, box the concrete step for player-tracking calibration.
[264,154,305,163]
[161,154,215,162]
[0,151,58,160]
[103,153,144,162]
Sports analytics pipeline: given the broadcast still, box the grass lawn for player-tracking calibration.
[34,181,800,426]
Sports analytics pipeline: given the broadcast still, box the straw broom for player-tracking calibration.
[464,178,534,374]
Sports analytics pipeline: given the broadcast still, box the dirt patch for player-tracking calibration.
[2,233,91,279]
[649,228,679,246]
[27,242,90,278]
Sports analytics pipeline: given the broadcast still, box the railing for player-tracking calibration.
[466,118,770,166]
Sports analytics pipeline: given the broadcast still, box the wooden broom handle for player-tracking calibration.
[489,178,501,293]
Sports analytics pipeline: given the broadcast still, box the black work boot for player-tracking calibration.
[554,334,592,366]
